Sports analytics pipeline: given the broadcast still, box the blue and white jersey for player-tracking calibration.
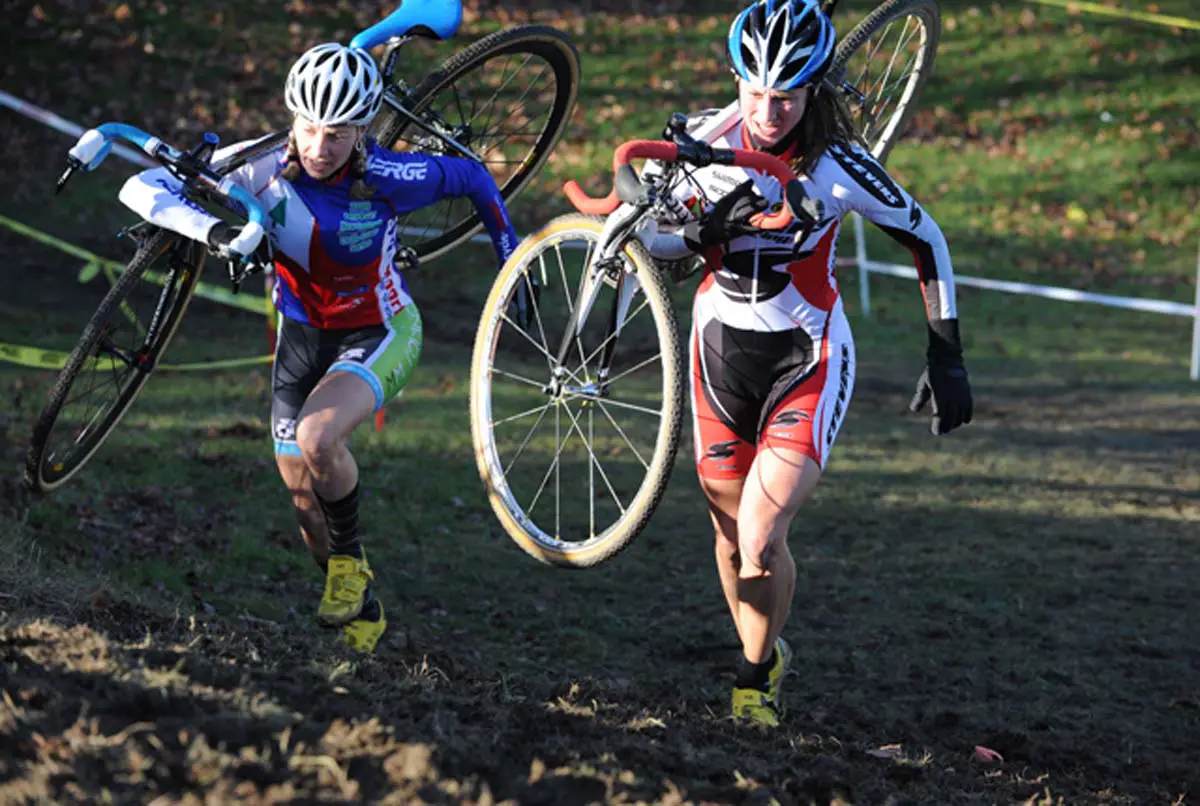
[120,138,519,329]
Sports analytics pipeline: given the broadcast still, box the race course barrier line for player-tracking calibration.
[0,342,272,372]
[851,214,1200,381]
[0,214,269,316]
[1024,0,1200,31]
[0,90,157,168]
[0,216,274,373]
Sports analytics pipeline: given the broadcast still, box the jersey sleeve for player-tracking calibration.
[822,142,957,321]
[433,157,520,266]
[369,146,519,267]
[116,139,271,246]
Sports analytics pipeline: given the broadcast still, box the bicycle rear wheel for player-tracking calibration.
[828,0,941,164]
[469,214,685,567]
[373,25,580,263]
[25,230,204,493]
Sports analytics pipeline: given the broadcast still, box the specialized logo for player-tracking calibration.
[339,347,366,362]
[368,156,429,182]
[337,200,382,254]
[825,344,852,447]
[771,409,811,427]
[909,201,923,230]
[704,440,740,460]
[274,417,297,441]
[828,143,904,209]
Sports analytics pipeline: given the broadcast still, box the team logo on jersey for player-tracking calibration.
[338,200,382,254]
[269,198,287,228]
[367,156,429,181]
[339,347,366,362]
[828,143,905,209]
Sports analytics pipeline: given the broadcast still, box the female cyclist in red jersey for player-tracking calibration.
[639,0,974,725]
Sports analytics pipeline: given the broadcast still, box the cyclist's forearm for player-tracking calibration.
[642,228,695,261]
[468,186,519,266]
[877,214,957,322]
[119,168,223,244]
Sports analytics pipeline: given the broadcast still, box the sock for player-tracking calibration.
[317,483,362,559]
[735,646,778,692]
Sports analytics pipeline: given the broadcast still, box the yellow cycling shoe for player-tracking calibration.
[766,636,793,708]
[318,553,374,626]
[343,598,387,654]
[731,637,793,727]
[731,687,781,727]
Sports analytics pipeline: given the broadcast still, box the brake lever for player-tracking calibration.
[55,156,83,195]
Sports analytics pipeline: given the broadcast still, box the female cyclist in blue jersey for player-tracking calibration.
[639,0,974,725]
[119,43,522,653]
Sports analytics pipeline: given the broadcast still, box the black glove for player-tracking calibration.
[682,179,767,251]
[508,271,542,330]
[909,318,974,435]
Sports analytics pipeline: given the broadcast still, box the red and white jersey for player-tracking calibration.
[645,106,958,343]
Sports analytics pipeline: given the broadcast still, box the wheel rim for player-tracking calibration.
[836,10,936,160]
[475,224,676,553]
[382,43,571,258]
[37,238,189,486]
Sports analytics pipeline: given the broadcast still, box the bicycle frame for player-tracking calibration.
[543,136,802,397]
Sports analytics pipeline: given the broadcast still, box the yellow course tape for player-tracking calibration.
[0,214,270,316]
[1025,0,1200,31]
[0,342,273,372]
[0,214,274,371]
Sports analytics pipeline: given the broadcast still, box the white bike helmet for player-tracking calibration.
[727,0,835,91]
[284,43,384,127]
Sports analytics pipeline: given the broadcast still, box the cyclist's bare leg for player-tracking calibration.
[294,371,376,501]
[701,476,747,643]
[734,446,820,664]
[275,454,330,564]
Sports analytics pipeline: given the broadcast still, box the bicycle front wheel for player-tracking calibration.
[469,214,686,567]
[828,0,941,164]
[25,230,204,493]
[373,25,581,263]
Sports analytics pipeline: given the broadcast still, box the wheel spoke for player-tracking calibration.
[593,399,651,470]
[501,400,553,477]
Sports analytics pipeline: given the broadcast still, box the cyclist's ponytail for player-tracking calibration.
[281,130,303,183]
[348,138,376,201]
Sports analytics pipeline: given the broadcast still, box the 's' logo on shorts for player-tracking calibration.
[704,440,740,460]
[771,409,811,427]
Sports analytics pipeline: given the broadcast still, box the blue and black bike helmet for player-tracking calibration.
[727,0,836,91]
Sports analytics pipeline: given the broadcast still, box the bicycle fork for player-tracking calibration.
[546,203,648,400]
